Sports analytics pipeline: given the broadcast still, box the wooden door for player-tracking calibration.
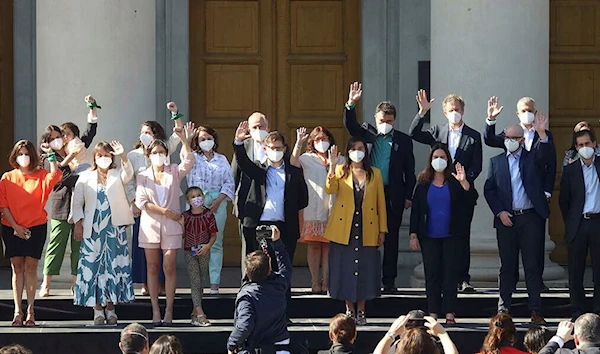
[190,0,361,265]
[549,0,600,264]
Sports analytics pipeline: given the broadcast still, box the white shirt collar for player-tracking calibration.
[449,122,464,133]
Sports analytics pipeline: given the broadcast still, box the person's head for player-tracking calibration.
[244,250,271,282]
[417,144,452,184]
[60,122,80,144]
[374,101,396,135]
[90,142,117,171]
[328,314,357,345]
[0,344,33,354]
[480,313,517,354]
[574,313,600,348]
[9,140,39,171]
[442,94,465,126]
[575,121,591,133]
[394,328,440,354]
[524,325,551,354]
[248,112,269,142]
[570,122,597,155]
[306,126,336,155]
[137,121,168,149]
[119,323,150,354]
[185,186,205,209]
[40,125,65,153]
[148,335,183,354]
[146,139,169,168]
[574,130,597,161]
[341,136,373,181]
[516,97,537,126]
[503,124,525,154]
[191,125,219,154]
[263,131,287,164]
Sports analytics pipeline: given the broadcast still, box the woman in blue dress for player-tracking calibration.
[71,141,135,325]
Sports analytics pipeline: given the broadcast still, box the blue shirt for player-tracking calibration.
[371,134,393,185]
[426,183,451,238]
[582,158,600,214]
[260,162,286,222]
[507,149,534,210]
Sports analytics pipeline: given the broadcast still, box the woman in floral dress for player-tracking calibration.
[71,141,135,325]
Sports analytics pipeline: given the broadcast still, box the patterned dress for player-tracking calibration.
[74,185,134,307]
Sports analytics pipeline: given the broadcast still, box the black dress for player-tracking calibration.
[328,181,381,302]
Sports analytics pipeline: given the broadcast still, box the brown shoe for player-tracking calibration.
[531,311,547,325]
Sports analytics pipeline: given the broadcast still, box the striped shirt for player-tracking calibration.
[182,209,218,250]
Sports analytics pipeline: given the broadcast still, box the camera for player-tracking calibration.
[405,309,427,330]
[255,225,272,249]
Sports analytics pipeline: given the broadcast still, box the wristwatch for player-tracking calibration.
[386,332,396,340]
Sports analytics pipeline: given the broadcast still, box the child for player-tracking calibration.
[180,186,217,326]
[524,325,551,354]
[60,95,100,173]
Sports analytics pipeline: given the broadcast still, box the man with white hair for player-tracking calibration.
[540,313,600,353]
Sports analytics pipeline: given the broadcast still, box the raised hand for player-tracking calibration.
[389,315,410,336]
[40,143,52,154]
[328,144,339,166]
[296,127,308,144]
[173,126,185,140]
[235,121,249,142]
[416,89,435,115]
[556,321,574,342]
[348,82,362,104]
[424,316,447,337]
[109,141,125,157]
[184,121,195,142]
[533,111,548,135]
[166,101,178,113]
[451,163,466,182]
[271,225,281,242]
[84,95,95,104]
[487,96,504,120]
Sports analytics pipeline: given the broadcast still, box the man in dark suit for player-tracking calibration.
[408,89,482,293]
[559,129,600,320]
[484,120,551,325]
[539,315,600,354]
[484,96,556,293]
[343,82,416,294]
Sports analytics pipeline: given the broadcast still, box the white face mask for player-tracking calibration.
[250,129,268,142]
[95,156,112,170]
[150,153,167,167]
[445,111,462,125]
[431,157,448,172]
[518,111,535,125]
[16,155,30,168]
[266,149,284,163]
[504,138,521,153]
[348,150,365,163]
[49,138,64,151]
[140,133,154,147]
[199,140,215,152]
[314,141,330,153]
[579,146,595,160]
[376,123,393,135]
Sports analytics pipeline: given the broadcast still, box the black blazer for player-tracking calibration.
[409,177,478,239]
[232,142,308,240]
[484,141,551,229]
[539,340,600,354]
[343,106,416,213]
[408,113,483,183]
[484,122,557,195]
[559,158,600,243]
[316,343,354,354]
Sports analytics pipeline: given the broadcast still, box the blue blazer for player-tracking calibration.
[484,141,551,229]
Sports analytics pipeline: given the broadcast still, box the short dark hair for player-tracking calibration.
[191,125,219,153]
[120,323,149,354]
[8,140,40,170]
[146,139,169,157]
[135,121,168,149]
[149,335,183,354]
[245,250,270,282]
[375,101,396,118]
[574,129,596,145]
[575,313,600,343]
[524,326,551,354]
[264,131,286,146]
[60,122,80,138]
[0,344,32,354]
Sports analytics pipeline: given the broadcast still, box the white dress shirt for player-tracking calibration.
[260,162,286,222]
[448,123,464,161]
[507,149,534,210]
[582,158,600,214]
[522,124,535,151]
[253,141,267,163]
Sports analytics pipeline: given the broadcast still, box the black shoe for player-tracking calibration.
[382,286,399,294]
[541,284,550,293]
[531,311,547,325]
[286,318,294,326]
[459,281,476,293]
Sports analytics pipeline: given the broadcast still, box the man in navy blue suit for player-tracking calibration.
[484,118,551,325]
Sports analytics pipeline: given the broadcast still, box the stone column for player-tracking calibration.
[412,0,566,287]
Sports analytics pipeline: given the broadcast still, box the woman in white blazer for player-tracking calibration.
[71,141,135,325]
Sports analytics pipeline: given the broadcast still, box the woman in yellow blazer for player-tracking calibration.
[324,136,387,325]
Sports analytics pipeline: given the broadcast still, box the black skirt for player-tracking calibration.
[1,223,47,259]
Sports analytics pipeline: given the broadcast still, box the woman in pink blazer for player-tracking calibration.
[135,122,194,325]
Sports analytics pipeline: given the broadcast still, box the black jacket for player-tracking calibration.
[539,340,600,354]
[408,113,482,184]
[409,177,478,239]
[227,239,291,353]
[343,106,416,212]
[316,343,355,354]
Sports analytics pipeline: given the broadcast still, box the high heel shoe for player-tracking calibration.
[356,311,367,326]
[25,312,35,327]
[12,312,23,327]
[38,285,50,297]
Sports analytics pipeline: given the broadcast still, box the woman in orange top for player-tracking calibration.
[0,140,62,327]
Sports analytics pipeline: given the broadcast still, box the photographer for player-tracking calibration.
[227,225,292,354]
[373,311,458,354]
[538,313,600,354]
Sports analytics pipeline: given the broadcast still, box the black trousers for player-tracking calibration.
[420,236,460,315]
[568,217,600,318]
[382,188,404,288]
[457,203,475,283]
[497,212,545,313]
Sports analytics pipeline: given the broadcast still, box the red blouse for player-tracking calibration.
[182,209,218,250]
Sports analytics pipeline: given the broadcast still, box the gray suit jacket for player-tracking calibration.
[539,340,600,354]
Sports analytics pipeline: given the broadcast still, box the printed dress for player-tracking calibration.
[74,184,134,306]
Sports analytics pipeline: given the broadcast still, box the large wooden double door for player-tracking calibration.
[190,0,361,265]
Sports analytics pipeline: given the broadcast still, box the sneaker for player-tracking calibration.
[191,313,211,327]
[210,289,219,295]
[460,281,476,293]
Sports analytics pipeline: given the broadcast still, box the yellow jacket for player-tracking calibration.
[323,165,388,246]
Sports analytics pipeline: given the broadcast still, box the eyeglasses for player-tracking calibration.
[266,146,285,152]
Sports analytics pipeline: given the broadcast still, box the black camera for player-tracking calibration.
[405,309,428,330]
[255,225,272,249]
